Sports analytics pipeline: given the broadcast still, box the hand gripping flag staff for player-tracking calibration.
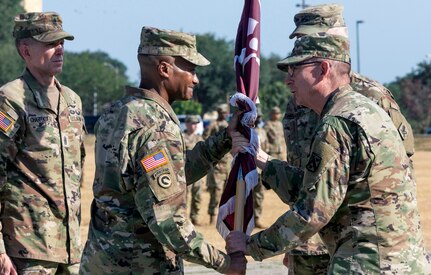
[216,0,260,239]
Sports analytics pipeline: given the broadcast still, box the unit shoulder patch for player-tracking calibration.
[306,152,322,173]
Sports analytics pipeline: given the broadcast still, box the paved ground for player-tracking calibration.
[184,252,431,274]
[185,260,287,274]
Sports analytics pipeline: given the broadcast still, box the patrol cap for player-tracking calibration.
[185,115,200,124]
[138,26,210,66]
[13,12,74,42]
[217,104,229,113]
[277,33,350,71]
[270,106,281,115]
[289,4,345,39]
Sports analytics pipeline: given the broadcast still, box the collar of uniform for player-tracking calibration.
[124,85,180,126]
[22,68,59,113]
[320,84,352,118]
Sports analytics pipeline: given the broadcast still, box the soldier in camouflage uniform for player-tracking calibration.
[183,115,204,225]
[202,104,233,225]
[263,106,287,161]
[0,12,85,275]
[226,34,429,274]
[80,26,246,274]
[280,4,416,275]
[253,109,267,228]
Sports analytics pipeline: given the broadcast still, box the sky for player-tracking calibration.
[43,0,431,85]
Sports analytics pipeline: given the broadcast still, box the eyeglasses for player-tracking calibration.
[287,61,321,77]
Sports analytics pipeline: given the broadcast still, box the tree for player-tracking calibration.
[58,51,129,115]
[195,33,236,114]
[387,61,431,133]
[0,0,25,85]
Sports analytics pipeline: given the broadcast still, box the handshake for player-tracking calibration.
[221,231,251,275]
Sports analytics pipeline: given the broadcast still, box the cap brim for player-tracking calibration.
[183,52,210,67]
[33,30,74,43]
[276,55,314,71]
[289,25,329,39]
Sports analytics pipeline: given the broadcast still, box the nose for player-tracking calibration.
[193,73,199,85]
[284,74,293,85]
[55,43,64,54]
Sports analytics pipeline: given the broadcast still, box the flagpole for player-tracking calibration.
[234,168,245,231]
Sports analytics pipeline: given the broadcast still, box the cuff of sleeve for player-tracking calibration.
[246,235,264,262]
[0,239,6,254]
[215,253,231,273]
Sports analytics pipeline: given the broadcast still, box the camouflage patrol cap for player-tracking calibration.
[138,26,210,66]
[289,4,345,39]
[185,115,200,124]
[217,104,229,113]
[277,33,350,71]
[13,12,74,42]
[270,106,281,115]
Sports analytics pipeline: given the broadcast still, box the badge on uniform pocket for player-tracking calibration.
[157,174,172,188]
[306,152,322,173]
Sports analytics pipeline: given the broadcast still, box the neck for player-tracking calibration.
[28,67,56,87]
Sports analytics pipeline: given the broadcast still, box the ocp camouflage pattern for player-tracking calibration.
[80,86,233,274]
[254,86,429,273]
[0,69,85,263]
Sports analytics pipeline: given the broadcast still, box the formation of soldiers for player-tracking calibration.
[0,4,429,275]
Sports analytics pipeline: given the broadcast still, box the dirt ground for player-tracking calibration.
[80,135,431,264]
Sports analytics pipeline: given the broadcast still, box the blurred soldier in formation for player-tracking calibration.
[0,12,85,275]
[264,106,287,161]
[202,103,233,225]
[80,26,245,274]
[253,108,267,228]
[281,4,416,274]
[183,115,204,226]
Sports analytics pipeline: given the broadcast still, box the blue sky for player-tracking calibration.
[44,0,430,85]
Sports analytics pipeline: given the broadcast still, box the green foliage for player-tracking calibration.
[58,51,129,115]
[195,33,236,114]
[172,100,202,115]
[0,0,25,86]
[387,61,431,133]
[0,0,23,43]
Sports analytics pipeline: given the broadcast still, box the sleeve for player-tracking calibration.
[0,97,21,254]
[128,127,230,272]
[261,157,304,204]
[247,120,352,261]
[185,128,232,184]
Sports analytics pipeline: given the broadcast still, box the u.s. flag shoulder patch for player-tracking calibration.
[140,149,169,172]
[0,110,14,133]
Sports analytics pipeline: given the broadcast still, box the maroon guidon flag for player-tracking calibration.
[217,0,260,238]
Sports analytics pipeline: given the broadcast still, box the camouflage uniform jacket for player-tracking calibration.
[251,86,429,274]
[0,69,85,263]
[80,86,232,274]
[202,119,232,174]
[281,71,416,256]
[183,130,203,150]
[264,120,287,160]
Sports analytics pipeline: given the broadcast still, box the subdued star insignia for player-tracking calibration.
[157,174,172,188]
[306,152,322,172]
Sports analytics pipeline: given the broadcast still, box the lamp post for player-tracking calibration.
[356,20,364,73]
[296,0,308,9]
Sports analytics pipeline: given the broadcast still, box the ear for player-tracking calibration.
[158,61,170,78]
[19,43,31,60]
[320,61,331,77]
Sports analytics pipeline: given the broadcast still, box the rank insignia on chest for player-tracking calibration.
[141,150,169,172]
[0,110,14,133]
[306,152,322,172]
